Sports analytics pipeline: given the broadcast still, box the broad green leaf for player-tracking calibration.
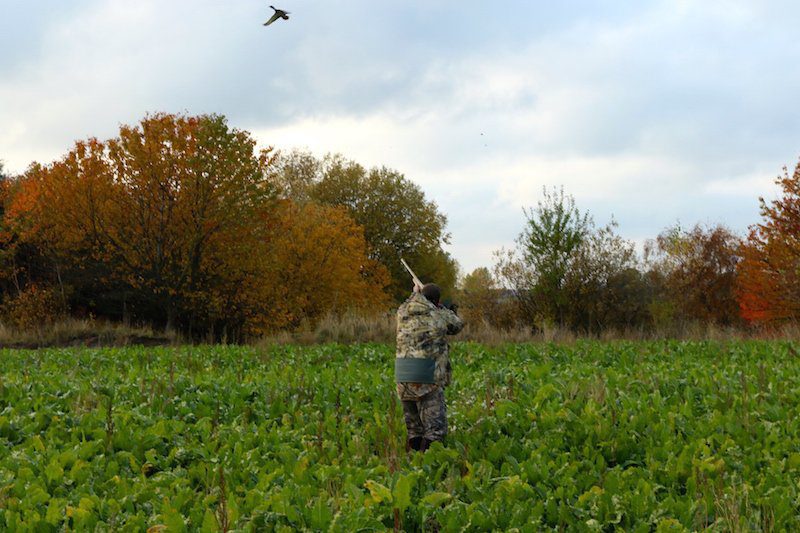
[24,485,50,507]
[161,505,186,532]
[364,480,392,504]
[310,498,333,530]
[45,461,63,485]
[200,509,217,533]
[393,474,416,512]
[78,497,95,512]
[45,498,65,525]
[31,435,45,453]
[421,492,452,507]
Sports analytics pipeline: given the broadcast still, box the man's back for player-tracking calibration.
[395,292,463,400]
[394,288,463,451]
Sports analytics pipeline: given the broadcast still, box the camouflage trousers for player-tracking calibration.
[401,387,447,442]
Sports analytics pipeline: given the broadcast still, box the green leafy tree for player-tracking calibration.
[519,186,591,282]
[458,267,494,323]
[497,186,591,327]
[462,267,495,294]
[275,150,458,301]
[271,149,321,203]
[563,221,652,333]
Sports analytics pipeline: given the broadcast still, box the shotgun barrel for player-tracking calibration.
[400,258,424,290]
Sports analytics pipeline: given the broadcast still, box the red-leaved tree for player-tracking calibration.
[737,159,800,324]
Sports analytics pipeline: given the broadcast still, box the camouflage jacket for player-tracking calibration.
[395,292,464,401]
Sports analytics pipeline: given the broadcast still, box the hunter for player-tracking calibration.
[395,282,464,452]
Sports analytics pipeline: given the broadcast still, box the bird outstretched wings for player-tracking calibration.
[264,6,290,26]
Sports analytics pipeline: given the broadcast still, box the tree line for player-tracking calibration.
[462,163,800,334]
[0,113,455,339]
[0,112,798,338]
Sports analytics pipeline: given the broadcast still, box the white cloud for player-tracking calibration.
[703,173,779,197]
[2,0,799,273]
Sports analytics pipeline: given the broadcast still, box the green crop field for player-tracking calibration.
[1,341,799,531]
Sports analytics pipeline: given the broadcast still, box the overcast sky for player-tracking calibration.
[2,0,799,274]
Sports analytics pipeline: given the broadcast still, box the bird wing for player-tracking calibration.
[263,12,281,25]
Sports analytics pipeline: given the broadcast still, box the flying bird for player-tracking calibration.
[264,5,290,26]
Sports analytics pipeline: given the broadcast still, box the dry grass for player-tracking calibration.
[4,314,798,349]
[0,318,176,349]
[257,312,582,346]
[257,312,397,346]
[256,312,800,346]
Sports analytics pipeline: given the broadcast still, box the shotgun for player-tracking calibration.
[400,258,424,291]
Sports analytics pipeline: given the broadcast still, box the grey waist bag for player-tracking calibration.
[395,358,435,383]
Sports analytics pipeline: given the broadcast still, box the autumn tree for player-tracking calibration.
[6,113,277,335]
[0,162,27,301]
[0,160,15,260]
[0,165,65,307]
[737,160,800,324]
[274,150,458,301]
[243,201,391,333]
[0,159,9,247]
[644,223,742,328]
[462,267,495,294]
[0,161,90,326]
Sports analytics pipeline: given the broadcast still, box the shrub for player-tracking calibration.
[1,285,65,329]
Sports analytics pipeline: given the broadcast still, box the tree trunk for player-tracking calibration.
[165,303,177,334]
[122,293,130,327]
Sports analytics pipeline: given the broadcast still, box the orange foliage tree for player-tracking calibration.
[243,201,391,334]
[737,160,800,324]
[1,164,66,305]
[6,113,276,334]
